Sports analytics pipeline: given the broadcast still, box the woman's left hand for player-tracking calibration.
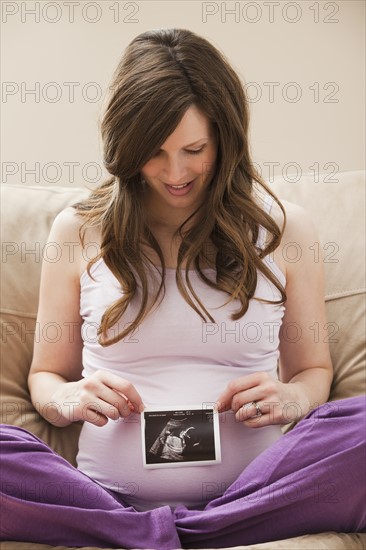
[216,372,311,427]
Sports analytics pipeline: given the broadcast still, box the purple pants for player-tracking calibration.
[1,395,365,549]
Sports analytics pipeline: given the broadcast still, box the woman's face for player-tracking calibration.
[140,105,218,221]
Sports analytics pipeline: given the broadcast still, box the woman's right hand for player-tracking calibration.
[50,370,145,427]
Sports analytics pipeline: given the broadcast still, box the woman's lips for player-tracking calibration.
[165,180,194,196]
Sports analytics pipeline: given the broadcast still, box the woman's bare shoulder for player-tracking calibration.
[51,207,102,248]
[268,197,319,279]
[51,207,83,239]
[49,207,102,277]
[270,198,316,243]
[254,190,309,233]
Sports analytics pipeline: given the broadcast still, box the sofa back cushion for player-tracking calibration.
[269,170,365,401]
[1,185,88,464]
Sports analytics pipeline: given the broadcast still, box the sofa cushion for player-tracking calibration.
[1,184,89,464]
[269,170,366,401]
[0,531,365,550]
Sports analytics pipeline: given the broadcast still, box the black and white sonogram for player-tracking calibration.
[141,405,221,469]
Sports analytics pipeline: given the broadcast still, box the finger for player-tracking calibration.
[215,398,231,413]
[82,406,109,427]
[96,386,132,418]
[231,389,263,413]
[216,373,263,412]
[235,401,263,422]
[236,404,270,428]
[216,386,243,412]
[113,391,139,418]
[84,397,124,422]
[99,372,145,412]
[243,415,269,429]
[81,377,132,418]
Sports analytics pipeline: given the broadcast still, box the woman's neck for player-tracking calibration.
[142,193,203,235]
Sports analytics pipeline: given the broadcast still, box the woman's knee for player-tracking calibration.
[1,424,39,442]
[0,424,55,458]
[306,395,366,422]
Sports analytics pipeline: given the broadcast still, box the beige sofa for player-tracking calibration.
[1,170,365,550]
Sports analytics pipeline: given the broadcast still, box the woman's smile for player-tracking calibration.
[164,179,194,195]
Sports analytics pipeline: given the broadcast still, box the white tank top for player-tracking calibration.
[76,195,286,511]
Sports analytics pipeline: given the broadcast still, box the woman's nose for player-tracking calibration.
[162,156,188,185]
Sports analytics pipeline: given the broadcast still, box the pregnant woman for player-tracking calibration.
[1,28,364,549]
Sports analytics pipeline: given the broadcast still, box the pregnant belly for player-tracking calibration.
[77,411,282,511]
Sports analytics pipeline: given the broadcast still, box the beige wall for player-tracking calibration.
[1,0,365,187]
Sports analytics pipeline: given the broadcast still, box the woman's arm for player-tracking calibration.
[217,200,333,426]
[277,200,333,414]
[28,207,144,427]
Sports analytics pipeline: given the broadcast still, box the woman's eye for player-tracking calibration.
[151,146,205,158]
[187,148,203,155]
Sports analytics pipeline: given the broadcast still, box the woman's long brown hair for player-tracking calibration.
[73,28,287,346]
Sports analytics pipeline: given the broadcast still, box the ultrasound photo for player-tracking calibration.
[141,405,221,468]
